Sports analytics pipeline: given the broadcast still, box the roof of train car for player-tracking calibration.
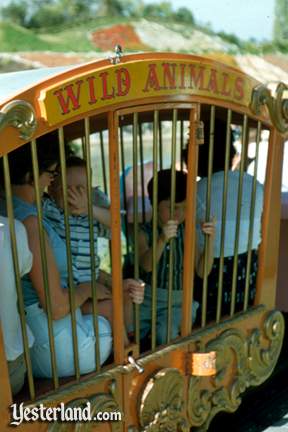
[0,65,70,104]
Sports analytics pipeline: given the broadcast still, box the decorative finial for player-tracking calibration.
[109,44,123,65]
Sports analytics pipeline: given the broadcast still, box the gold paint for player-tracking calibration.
[248,310,284,384]
[0,100,37,140]
[250,82,288,134]
[40,60,252,126]
[187,309,284,430]
[48,380,122,432]
[138,368,189,431]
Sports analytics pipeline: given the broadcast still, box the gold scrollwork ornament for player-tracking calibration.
[48,380,122,432]
[187,310,284,431]
[0,100,37,140]
[248,310,285,386]
[137,368,189,432]
[250,82,288,134]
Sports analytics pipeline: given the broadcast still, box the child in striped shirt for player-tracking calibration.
[43,156,145,346]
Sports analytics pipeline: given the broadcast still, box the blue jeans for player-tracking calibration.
[25,303,112,378]
[140,286,199,345]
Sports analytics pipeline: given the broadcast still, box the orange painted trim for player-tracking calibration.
[108,111,125,363]
[0,52,266,157]
[181,107,199,336]
[256,130,285,308]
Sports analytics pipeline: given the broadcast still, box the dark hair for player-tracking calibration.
[66,156,87,169]
[147,169,187,205]
[0,134,61,186]
[182,120,236,178]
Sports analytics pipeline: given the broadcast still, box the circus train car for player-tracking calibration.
[0,51,287,432]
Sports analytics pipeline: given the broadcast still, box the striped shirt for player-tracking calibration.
[43,197,110,284]
[140,221,185,290]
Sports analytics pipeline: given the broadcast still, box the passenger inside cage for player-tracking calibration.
[0,141,144,378]
[44,155,145,347]
[182,121,264,321]
[138,169,216,344]
[0,215,34,395]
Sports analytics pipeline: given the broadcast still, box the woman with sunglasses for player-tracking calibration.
[0,140,112,378]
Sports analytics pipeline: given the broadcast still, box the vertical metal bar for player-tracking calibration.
[132,113,140,346]
[30,141,59,389]
[181,107,199,337]
[100,131,108,195]
[139,123,146,224]
[201,106,215,328]
[81,136,86,159]
[216,109,232,323]
[180,119,184,171]
[151,110,159,350]
[3,155,36,399]
[108,111,125,362]
[243,121,261,311]
[58,128,80,379]
[230,115,248,316]
[84,118,101,370]
[159,120,163,170]
[166,109,177,343]
[120,125,130,255]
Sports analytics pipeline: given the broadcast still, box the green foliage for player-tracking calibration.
[274,0,288,43]
[27,5,66,29]
[0,20,95,52]
[217,31,242,47]
[173,7,195,25]
[143,1,173,19]
[0,0,286,55]
[0,21,54,51]
[1,0,28,27]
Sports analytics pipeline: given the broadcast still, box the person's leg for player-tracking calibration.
[8,354,26,395]
[139,285,153,340]
[156,291,199,343]
[155,291,176,345]
[249,250,258,304]
[97,297,131,347]
[25,303,112,377]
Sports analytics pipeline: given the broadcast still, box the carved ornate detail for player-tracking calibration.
[250,82,288,134]
[248,310,285,386]
[137,368,189,432]
[0,100,37,140]
[48,380,122,432]
[187,310,285,430]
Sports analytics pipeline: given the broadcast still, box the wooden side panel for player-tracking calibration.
[256,130,284,308]
[276,218,288,311]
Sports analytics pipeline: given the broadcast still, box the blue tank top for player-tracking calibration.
[12,196,69,306]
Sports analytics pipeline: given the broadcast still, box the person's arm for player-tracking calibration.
[23,216,91,320]
[195,220,216,278]
[67,186,111,227]
[98,270,112,287]
[92,206,111,227]
[138,221,178,272]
